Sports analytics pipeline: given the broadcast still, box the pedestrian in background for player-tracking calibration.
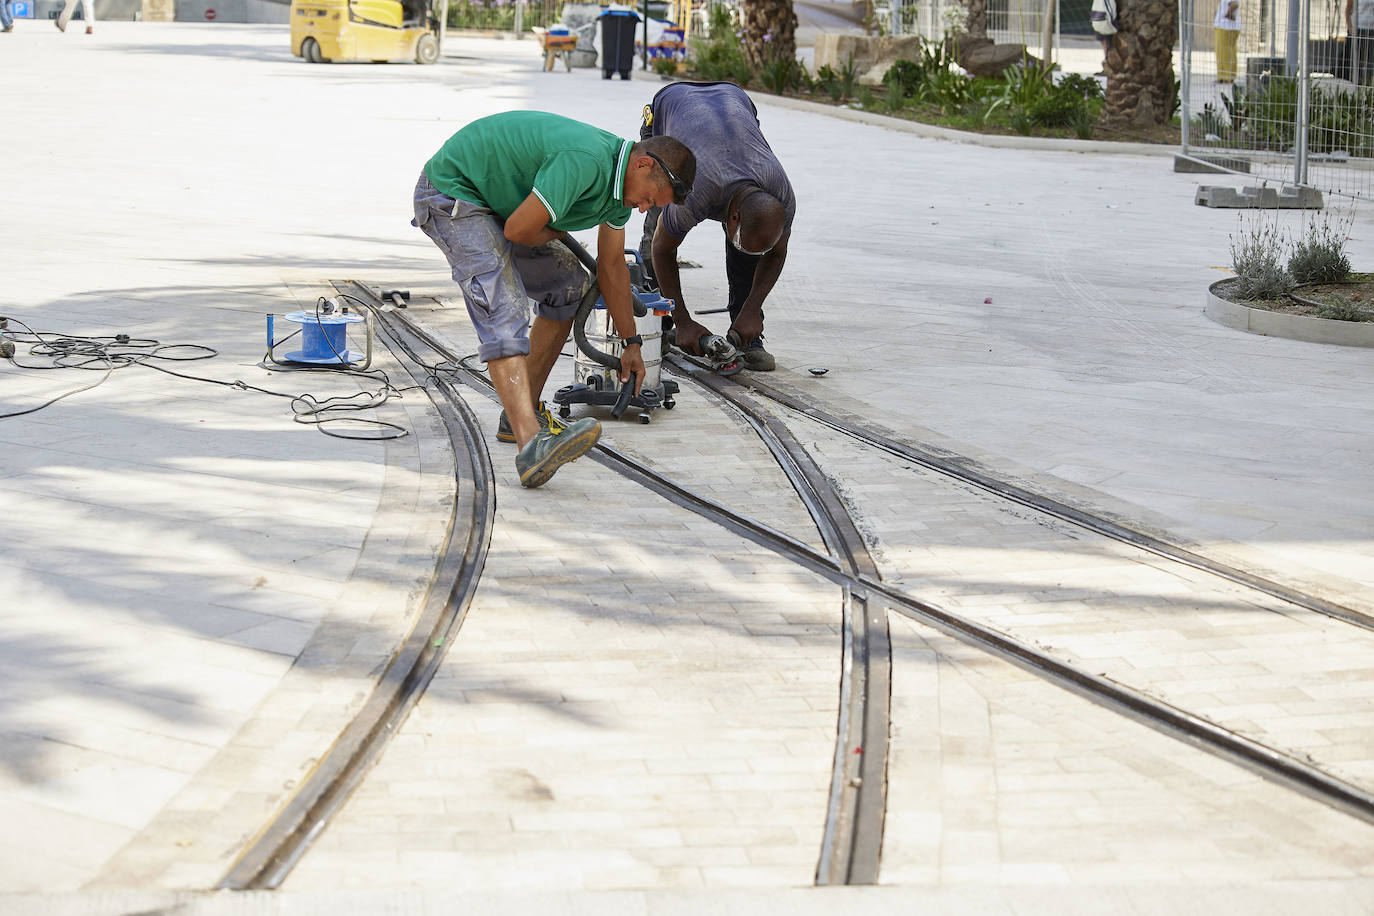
[1089,0,1119,76]
[1349,0,1374,85]
[56,0,95,33]
[1215,0,1242,83]
[1,0,16,33]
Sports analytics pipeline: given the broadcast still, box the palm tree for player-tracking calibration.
[740,0,798,70]
[1102,0,1179,127]
[963,0,987,39]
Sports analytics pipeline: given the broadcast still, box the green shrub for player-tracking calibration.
[839,55,860,99]
[1027,92,1081,128]
[1070,104,1098,139]
[883,59,926,99]
[1230,214,1294,300]
[688,4,752,85]
[1315,296,1373,321]
[652,57,678,77]
[1214,80,1374,157]
[759,56,807,94]
[1289,210,1353,284]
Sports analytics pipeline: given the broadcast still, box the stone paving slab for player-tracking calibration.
[284,391,842,892]
[3,20,1374,912]
[773,404,1374,792]
[884,613,1374,886]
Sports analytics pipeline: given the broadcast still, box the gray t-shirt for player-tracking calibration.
[646,82,796,241]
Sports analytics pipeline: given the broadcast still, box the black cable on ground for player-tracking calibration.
[0,314,413,440]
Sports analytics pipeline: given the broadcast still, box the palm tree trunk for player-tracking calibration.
[1102,0,1179,127]
[964,0,987,39]
[741,0,797,69]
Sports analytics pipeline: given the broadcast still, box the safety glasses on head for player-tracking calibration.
[644,151,691,204]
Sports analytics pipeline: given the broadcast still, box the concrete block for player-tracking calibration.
[1194,185,1324,208]
[1174,155,1252,174]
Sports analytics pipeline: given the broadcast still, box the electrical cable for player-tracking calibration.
[0,314,413,440]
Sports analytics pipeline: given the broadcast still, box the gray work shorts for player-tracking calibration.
[411,172,588,362]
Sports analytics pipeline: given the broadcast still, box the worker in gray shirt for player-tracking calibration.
[638,81,795,372]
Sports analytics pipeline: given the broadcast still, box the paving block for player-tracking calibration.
[1194,185,1324,208]
[1174,154,1252,174]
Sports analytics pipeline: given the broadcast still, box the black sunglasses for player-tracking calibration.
[644,151,691,204]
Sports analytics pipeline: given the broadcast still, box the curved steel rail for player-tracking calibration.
[667,356,891,886]
[309,303,1374,895]
[723,372,1374,633]
[217,295,497,890]
[654,356,1374,830]
[383,307,895,883]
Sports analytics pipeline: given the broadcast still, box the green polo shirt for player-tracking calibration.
[424,111,634,232]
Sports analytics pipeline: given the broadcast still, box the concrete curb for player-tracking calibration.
[747,90,1179,156]
[1205,280,1374,347]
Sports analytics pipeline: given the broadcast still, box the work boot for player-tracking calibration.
[515,417,601,488]
[729,331,776,372]
[496,400,564,444]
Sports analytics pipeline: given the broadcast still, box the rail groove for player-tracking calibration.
[217,298,497,890]
[239,291,1374,892]
[727,373,1374,633]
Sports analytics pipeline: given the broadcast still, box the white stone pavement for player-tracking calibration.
[1,20,1373,915]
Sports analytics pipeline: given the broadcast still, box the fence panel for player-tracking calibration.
[1180,0,1374,201]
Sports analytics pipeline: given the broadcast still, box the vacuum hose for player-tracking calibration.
[559,237,647,373]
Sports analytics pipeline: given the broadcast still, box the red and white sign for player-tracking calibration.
[204,8,216,18]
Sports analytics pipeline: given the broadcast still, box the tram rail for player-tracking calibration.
[219,286,1374,891]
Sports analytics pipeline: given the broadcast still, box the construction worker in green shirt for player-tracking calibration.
[413,111,696,488]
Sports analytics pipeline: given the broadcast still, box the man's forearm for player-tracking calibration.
[598,259,638,339]
[651,228,691,320]
[739,247,788,318]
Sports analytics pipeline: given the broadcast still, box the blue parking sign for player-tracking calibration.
[13,0,32,17]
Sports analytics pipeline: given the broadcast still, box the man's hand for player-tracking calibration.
[619,343,646,394]
[668,315,711,356]
[728,311,764,346]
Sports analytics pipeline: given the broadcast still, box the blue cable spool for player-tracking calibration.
[282,310,364,364]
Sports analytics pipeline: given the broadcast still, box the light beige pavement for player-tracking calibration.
[1,21,1373,916]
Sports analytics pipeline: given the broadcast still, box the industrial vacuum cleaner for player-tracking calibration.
[552,239,680,425]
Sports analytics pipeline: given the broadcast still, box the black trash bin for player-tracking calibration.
[598,8,640,80]
[1244,55,1286,91]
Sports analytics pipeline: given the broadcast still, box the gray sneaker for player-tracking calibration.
[515,416,601,488]
[497,400,563,444]
[728,331,776,371]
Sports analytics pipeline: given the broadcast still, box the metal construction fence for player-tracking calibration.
[881,0,1373,202]
[876,0,1100,61]
[1178,0,1374,202]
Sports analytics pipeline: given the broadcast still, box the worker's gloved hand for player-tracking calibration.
[619,345,646,395]
[669,316,711,356]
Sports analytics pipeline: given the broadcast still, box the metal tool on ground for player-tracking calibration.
[663,325,741,376]
[552,240,679,425]
[380,289,410,309]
